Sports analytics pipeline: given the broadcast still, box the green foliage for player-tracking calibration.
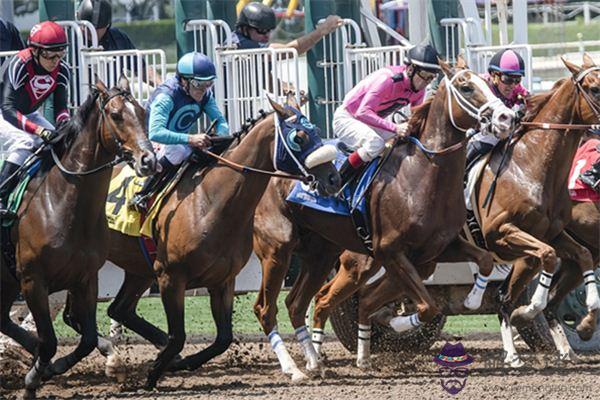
[112,19,176,50]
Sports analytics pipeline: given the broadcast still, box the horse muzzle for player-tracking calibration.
[134,149,158,177]
[491,106,516,140]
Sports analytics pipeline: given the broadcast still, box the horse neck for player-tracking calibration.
[520,79,584,186]
[421,87,467,154]
[46,110,115,215]
[201,116,276,215]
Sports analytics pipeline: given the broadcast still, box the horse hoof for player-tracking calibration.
[463,297,482,311]
[356,358,372,370]
[22,388,37,400]
[509,306,533,328]
[289,369,309,383]
[576,313,597,341]
[503,355,524,368]
[105,353,127,383]
[559,350,580,364]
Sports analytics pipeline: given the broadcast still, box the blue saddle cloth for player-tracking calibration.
[286,140,380,216]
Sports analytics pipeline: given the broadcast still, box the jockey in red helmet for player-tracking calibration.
[0,21,71,219]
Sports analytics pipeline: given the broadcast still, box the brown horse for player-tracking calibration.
[104,95,340,389]
[0,77,156,395]
[251,58,516,380]
[324,56,600,368]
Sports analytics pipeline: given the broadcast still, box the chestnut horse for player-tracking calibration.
[104,96,340,389]
[0,78,156,395]
[251,59,516,381]
[327,56,600,368]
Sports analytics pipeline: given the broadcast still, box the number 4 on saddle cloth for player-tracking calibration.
[286,140,381,254]
[105,137,235,268]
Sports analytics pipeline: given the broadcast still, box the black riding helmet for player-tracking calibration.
[404,44,441,73]
[77,0,112,29]
[237,2,277,31]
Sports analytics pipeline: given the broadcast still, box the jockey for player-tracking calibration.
[130,52,229,210]
[77,0,136,51]
[579,142,600,192]
[0,21,70,219]
[234,2,341,54]
[465,49,529,168]
[0,18,25,51]
[334,43,441,185]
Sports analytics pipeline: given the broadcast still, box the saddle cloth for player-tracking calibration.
[1,158,42,228]
[568,139,600,203]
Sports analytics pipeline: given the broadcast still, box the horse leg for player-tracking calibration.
[253,237,307,382]
[20,277,56,394]
[376,253,441,333]
[49,281,99,377]
[434,235,494,310]
[145,268,186,390]
[312,253,380,369]
[494,223,559,326]
[169,279,235,372]
[107,272,169,348]
[551,230,598,342]
[0,270,38,356]
[286,242,339,375]
[497,257,538,368]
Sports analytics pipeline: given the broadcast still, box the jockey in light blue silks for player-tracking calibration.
[131,52,229,209]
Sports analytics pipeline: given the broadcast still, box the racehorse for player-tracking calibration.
[104,95,341,389]
[251,58,516,380]
[0,77,156,396]
[325,56,600,367]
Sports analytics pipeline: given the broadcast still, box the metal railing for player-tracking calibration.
[215,47,300,132]
[80,49,166,105]
[184,19,233,60]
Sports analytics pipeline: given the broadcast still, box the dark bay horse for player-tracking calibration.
[251,58,516,380]
[105,96,340,389]
[334,56,600,367]
[0,77,156,395]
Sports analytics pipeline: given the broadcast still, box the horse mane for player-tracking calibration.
[407,98,433,137]
[521,78,567,123]
[57,89,100,152]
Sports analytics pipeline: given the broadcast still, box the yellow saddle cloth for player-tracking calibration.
[105,164,185,237]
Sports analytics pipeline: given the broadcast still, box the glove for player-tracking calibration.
[39,128,58,144]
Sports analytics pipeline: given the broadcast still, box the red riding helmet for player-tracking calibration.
[28,21,68,50]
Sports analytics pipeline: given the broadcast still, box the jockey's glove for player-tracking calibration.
[39,128,58,144]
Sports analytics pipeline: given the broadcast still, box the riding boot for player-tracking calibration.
[130,157,177,211]
[579,160,600,192]
[338,151,366,188]
[0,161,21,220]
[466,140,494,171]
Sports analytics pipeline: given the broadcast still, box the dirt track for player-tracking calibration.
[2,334,599,399]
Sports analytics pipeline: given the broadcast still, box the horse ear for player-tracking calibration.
[582,52,596,68]
[266,92,290,118]
[438,57,454,79]
[119,73,131,93]
[95,74,108,96]
[285,91,301,110]
[562,57,583,76]
[455,54,468,69]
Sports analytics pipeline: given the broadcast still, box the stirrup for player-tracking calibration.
[128,193,149,213]
[0,208,17,220]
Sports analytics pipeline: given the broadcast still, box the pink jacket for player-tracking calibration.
[342,65,426,133]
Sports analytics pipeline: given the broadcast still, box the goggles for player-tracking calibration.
[498,74,522,85]
[189,79,214,90]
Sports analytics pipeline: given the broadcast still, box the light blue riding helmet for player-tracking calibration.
[176,52,216,81]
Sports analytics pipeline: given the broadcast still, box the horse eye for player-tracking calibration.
[460,85,474,94]
[110,110,123,121]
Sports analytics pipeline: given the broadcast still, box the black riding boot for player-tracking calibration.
[466,140,494,171]
[0,161,21,220]
[338,159,362,189]
[579,160,600,192]
[130,157,177,211]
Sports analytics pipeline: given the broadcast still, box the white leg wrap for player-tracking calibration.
[389,312,420,333]
[583,270,600,311]
[268,327,300,375]
[311,328,325,356]
[500,317,523,367]
[109,319,124,339]
[548,321,578,362]
[524,271,553,316]
[356,324,371,369]
[295,326,320,371]
[464,273,490,310]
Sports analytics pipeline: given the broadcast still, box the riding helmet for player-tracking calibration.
[176,52,216,81]
[28,21,68,50]
[404,44,441,72]
[237,2,277,31]
[488,49,525,76]
[77,0,112,29]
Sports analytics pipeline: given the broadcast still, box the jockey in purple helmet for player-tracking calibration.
[466,48,529,168]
